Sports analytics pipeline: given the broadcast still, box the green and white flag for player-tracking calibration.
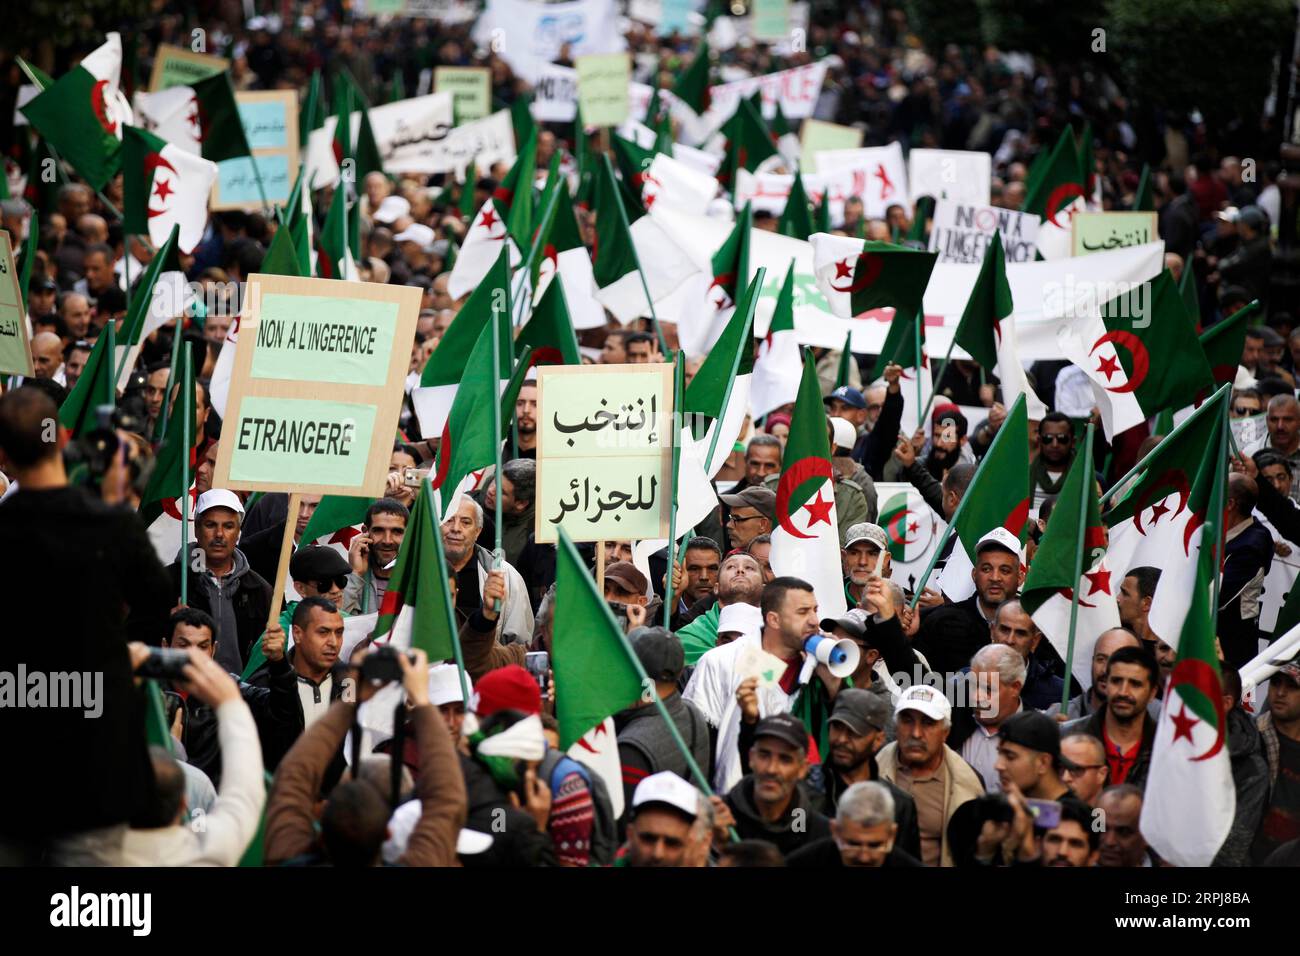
[682,276,759,478]
[371,480,457,661]
[122,126,219,252]
[131,71,252,163]
[751,261,803,419]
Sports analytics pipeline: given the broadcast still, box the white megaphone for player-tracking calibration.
[798,633,861,684]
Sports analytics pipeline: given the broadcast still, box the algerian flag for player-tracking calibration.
[58,322,116,438]
[751,260,803,419]
[1056,270,1215,441]
[1104,387,1228,653]
[552,527,646,749]
[682,275,759,478]
[139,342,198,528]
[679,203,752,357]
[518,279,582,368]
[809,233,937,322]
[769,349,848,620]
[643,151,717,217]
[1140,443,1235,866]
[871,308,931,438]
[717,96,778,191]
[1021,432,1120,687]
[448,197,520,301]
[20,32,132,190]
[131,71,251,163]
[316,179,360,281]
[1022,127,1085,260]
[371,480,457,661]
[778,168,815,241]
[530,179,604,331]
[591,155,649,322]
[122,126,218,253]
[114,225,192,391]
[671,39,712,117]
[955,233,1046,420]
[878,483,946,592]
[936,394,1031,602]
[414,249,510,440]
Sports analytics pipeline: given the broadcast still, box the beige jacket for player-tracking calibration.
[876,742,985,867]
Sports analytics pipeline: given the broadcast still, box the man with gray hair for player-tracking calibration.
[1265,393,1300,500]
[440,493,534,643]
[788,781,923,867]
[480,458,536,566]
[955,643,1026,792]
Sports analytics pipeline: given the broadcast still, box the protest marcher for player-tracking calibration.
[1054,627,1140,720]
[1217,475,1274,669]
[787,781,923,867]
[676,551,765,664]
[1213,668,1269,867]
[1116,567,1163,650]
[667,536,722,630]
[1062,646,1160,792]
[725,713,832,858]
[621,772,713,867]
[1060,734,1110,807]
[955,643,1026,790]
[1252,659,1300,863]
[1097,785,1158,867]
[989,599,1064,711]
[439,494,534,642]
[479,458,538,566]
[718,486,776,550]
[1039,799,1102,867]
[344,499,409,616]
[1031,412,1077,511]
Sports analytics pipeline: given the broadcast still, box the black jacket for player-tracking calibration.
[851,386,904,481]
[1217,518,1274,668]
[615,692,711,819]
[246,648,348,786]
[915,594,992,677]
[1066,709,1158,793]
[725,776,832,858]
[805,755,921,861]
[169,549,273,671]
[0,487,173,840]
[458,754,558,867]
[785,835,923,867]
[1255,475,1300,546]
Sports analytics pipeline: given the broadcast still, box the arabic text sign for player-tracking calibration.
[1071,211,1158,257]
[212,91,299,210]
[928,200,1041,264]
[213,274,421,496]
[0,231,32,377]
[435,66,491,122]
[576,53,631,128]
[536,364,674,543]
[149,44,229,91]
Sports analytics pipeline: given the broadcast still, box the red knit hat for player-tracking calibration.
[473,665,541,717]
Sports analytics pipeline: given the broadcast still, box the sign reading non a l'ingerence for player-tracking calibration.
[250,293,398,385]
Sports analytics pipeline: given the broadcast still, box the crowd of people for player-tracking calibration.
[1,1,1299,869]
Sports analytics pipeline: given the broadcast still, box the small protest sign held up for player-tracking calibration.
[928,200,1041,264]
[1071,211,1159,257]
[536,364,674,543]
[213,273,421,496]
[0,231,33,377]
[149,44,229,91]
[576,53,631,128]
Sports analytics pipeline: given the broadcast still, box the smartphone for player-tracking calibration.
[402,467,431,488]
[162,690,185,736]
[525,651,549,696]
[136,648,193,681]
[1025,798,1062,830]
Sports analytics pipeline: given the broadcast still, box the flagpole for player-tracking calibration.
[908,393,1028,608]
[912,309,924,424]
[663,353,683,627]
[426,478,472,707]
[603,154,670,358]
[180,342,191,608]
[701,268,766,478]
[1099,384,1231,507]
[249,153,273,218]
[918,334,959,426]
[490,258,507,609]
[1059,423,1095,713]
[512,177,562,328]
[1210,391,1230,622]
[155,320,184,443]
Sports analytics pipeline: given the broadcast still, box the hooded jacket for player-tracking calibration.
[170,546,272,675]
[1213,706,1270,867]
[725,775,832,858]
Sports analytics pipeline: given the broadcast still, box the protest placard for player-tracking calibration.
[0,231,32,377]
[751,0,791,40]
[148,44,229,91]
[800,121,861,174]
[811,142,908,218]
[1071,211,1159,256]
[535,364,674,544]
[213,274,421,496]
[435,66,491,122]
[907,148,991,206]
[707,61,828,123]
[576,53,631,128]
[211,91,299,210]
[928,199,1041,264]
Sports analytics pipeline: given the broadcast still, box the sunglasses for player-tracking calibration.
[727,512,766,524]
[313,575,349,592]
[1233,405,1259,416]
[1039,434,1072,445]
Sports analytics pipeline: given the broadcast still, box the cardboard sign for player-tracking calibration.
[800,121,862,174]
[211,91,299,210]
[1071,211,1159,257]
[213,274,420,496]
[0,231,32,377]
[535,364,673,543]
[435,66,491,122]
[928,199,1041,264]
[149,44,230,92]
[576,53,631,128]
[751,0,791,41]
[907,148,991,206]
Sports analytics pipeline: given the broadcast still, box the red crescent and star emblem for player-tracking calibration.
[1132,470,1189,536]
[90,79,117,135]
[829,253,884,294]
[706,272,735,312]
[775,457,835,539]
[1089,330,1149,393]
[1168,659,1226,760]
[144,152,178,219]
[1045,182,1085,228]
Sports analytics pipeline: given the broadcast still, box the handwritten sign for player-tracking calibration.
[213,274,420,496]
[212,91,299,210]
[0,231,32,377]
[1071,211,1158,257]
[435,66,491,123]
[536,364,673,543]
[800,120,862,174]
[928,199,1041,264]
[149,44,230,91]
[576,53,631,128]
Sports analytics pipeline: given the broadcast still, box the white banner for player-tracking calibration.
[928,199,1041,264]
[811,142,909,219]
[473,0,625,85]
[907,148,991,206]
[704,61,828,124]
[532,64,580,122]
[323,101,514,177]
[735,165,895,225]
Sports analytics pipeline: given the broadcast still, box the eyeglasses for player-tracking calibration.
[1233,405,1260,416]
[1062,764,1106,775]
[314,575,349,592]
[727,512,765,525]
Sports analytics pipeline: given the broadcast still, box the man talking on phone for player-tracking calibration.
[344,499,409,614]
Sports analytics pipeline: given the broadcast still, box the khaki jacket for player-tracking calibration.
[876,742,985,867]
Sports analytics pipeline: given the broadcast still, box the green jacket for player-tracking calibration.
[677,603,720,665]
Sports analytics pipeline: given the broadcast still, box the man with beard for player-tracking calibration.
[925,405,970,480]
[676,551,765,664]
[841,522,890,608]
[803,688,920,856]
[1031,413,1076,512]
[1062,646,1160,792]
[915,528,1021,677]
[344,499,409,615]
[506,381,537,459]
[439,494,533,643]
[667,536,722,629]
[1053,627,1140,720]
[241,493,323,586]
[623,772,713,867]
[1039,799,1101,866]
[725,713,831,858]
[480,459,537,567]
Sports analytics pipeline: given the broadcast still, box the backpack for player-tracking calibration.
[538,748,618,866]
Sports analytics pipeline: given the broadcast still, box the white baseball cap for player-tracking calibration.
[374,195,411,225]
[393,223,436,251]
[195,489,244,518]
[829,416,857,454]
[894,683,952,722]
[717,602,762,641]
[631,771,701,820]
[975,527,1022,558]
[428,663,471,707]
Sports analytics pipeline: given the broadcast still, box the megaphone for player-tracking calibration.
[798,633,861,684]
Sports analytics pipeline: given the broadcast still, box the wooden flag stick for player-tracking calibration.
[596,541,606,596]
[267,493,302,629]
